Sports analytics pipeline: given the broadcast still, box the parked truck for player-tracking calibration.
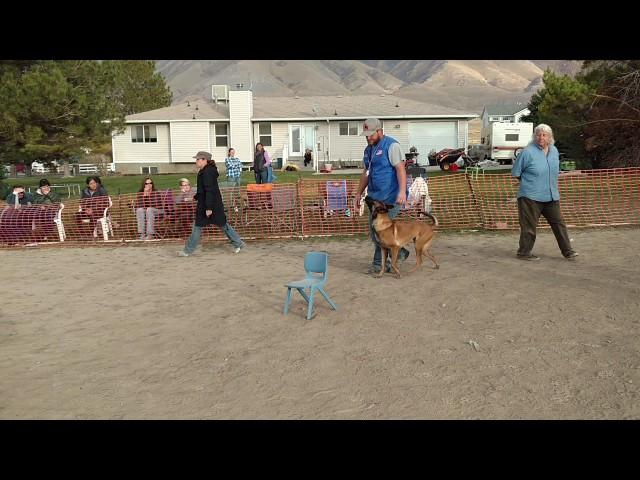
[473,122,534,164]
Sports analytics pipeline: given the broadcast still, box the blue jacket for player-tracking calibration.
[5,192,34,206]
[363,135,401,205]
[512,143,560,202]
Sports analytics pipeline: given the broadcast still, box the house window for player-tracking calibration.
[214,123,228,147]
[258,123,272,146]
[131,126,144,142]
[339,121,360,136]
[141,166,159,174]
[505,134,519,141]
[131,125,157,143]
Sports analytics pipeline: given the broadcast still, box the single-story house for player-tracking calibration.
[480,103,531,145]
[481,103,530,127]
[112,85,478,174]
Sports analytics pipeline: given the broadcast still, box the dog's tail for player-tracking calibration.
[419,211,438,226]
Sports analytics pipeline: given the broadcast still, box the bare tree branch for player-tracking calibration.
[559,118,640,128]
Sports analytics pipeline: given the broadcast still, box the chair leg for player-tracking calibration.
[99,219,109,241]
[284,287,292,315]
[297,287,310,305]
[306,287,316,320]
[318,288,338,311]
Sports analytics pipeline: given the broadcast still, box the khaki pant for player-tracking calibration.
[517,197,575,257]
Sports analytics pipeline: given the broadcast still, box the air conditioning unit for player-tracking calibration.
[211,84,229,103]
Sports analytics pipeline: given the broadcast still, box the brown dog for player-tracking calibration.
[371,200,439,278]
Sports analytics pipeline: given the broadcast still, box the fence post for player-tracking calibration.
[465,172,484,230]
[297,178,305,239]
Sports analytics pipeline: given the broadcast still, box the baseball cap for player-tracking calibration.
[361,118,382,136]
[193,151,212,160]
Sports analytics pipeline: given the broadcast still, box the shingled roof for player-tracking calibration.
[483,103,529,116]
[125,94,476,122]
[126,97,229,121]
[252,94,475,119]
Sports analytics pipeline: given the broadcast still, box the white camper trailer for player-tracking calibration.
[480,122,534,163]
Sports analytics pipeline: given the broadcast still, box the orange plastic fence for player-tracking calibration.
[1,168,639,248]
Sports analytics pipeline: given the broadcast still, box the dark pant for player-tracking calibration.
[517,197,574,257]
[255,169,268,184]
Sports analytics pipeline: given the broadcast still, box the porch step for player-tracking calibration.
[284,157,315,171]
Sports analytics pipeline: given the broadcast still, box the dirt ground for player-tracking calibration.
[1,228,639,419]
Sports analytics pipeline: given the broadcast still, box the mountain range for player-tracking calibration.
[155,60,582,114]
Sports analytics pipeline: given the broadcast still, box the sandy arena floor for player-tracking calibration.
[1,228,639,419]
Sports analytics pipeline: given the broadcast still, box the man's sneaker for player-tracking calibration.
[517,253,540,261]
[177,251,191,257]
[565,252,579,261]
[367,263,391,274]
[233,243,246,254]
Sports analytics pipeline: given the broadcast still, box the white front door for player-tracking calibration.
[289,125,303,156]
[303,125,316,151]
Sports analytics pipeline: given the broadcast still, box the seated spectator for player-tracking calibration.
[132,177,163,240]
[175,178,196,204]
[81,175,108,199]
[175,178,196,235]
[5,185,34,208]
[33,179,61,204]
[76,176,109,237]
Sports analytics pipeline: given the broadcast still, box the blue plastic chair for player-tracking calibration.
[284,251,338,320]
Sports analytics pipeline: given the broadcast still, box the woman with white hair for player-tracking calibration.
[511,123,578,261]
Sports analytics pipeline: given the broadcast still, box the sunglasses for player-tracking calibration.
[145,182,153,185]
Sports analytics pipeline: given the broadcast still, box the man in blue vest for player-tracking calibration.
[355,118,410,274]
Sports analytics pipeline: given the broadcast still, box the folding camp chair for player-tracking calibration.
[323,180,352,218]
[270,185,298,234]
[244,183,274,228]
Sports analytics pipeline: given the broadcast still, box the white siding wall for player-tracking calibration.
[329,121,366,162]
[170,121,210,164]
[315,121,330,165]
[253,122,289,161]
[112,124,171,164]
[229,90,253,166]
[457,120,468,149]
[382,120,409,151]
[209,123,231,162]
[513,110,530,122]
[246,118,470,165]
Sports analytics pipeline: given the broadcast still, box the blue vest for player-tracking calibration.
[363,135,400,204]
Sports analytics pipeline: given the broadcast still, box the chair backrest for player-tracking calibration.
[272,186,296,212]
[246,183,274,209]
[326,180,347,211]
[304,251,329,279]
[247,183,274,193]
[162,189,175,215]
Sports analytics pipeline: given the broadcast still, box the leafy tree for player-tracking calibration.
[523,61,640,169]
[522,68,594,168]
[102,60,172,115]
[580,61,640,168]
[0,60,172,168]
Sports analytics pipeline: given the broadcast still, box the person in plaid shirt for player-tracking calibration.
[224,148,243,187]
